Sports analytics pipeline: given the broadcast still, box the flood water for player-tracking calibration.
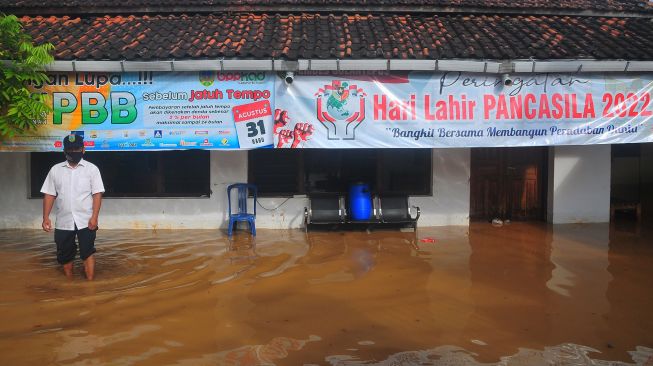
[0,222,652,365]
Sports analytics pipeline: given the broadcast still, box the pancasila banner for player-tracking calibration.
[273,71,653,148]
[0,71,275,151]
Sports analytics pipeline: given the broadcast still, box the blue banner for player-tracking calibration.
[0,71,275,151]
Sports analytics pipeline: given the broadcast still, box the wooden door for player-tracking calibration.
[470,147,547,221]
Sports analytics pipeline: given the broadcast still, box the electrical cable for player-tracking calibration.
[256,197,292,211]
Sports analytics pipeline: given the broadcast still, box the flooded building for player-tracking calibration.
[0,1,652,230]
[2,3,653,365]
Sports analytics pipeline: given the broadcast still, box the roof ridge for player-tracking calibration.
[7,7,653,19]
[2,1,652,18]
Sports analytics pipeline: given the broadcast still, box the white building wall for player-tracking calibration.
[0,152,228,230]
[412,148,470,226]
[0,148,470,230]
[1,145,615,228]
[547,145,611,224]
[0,152,38,228]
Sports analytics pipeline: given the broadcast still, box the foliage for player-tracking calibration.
[0,13,54,137]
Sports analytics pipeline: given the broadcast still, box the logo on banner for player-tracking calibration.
[199,71,215,87]
[315,80,366,140]
[180,139,197,147]
[153,130,163,138]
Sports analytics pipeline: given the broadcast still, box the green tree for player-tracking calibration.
[0,14,54,137]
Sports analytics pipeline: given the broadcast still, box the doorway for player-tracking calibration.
[610,143,653,222]
[470,147,548,221]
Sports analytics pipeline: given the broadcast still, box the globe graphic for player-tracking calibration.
[326,100,352,121]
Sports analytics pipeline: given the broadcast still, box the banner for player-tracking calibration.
[273,71,653,148]
[0,71,275,151]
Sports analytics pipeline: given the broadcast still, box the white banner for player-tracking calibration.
[273,71,653,148]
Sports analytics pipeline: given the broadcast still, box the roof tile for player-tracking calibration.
[17,13,653,61]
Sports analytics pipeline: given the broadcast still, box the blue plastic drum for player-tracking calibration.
[349,183,372,221]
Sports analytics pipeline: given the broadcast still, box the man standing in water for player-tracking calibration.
[41,134,105,280]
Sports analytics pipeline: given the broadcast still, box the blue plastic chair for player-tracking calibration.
[227,183,257,236]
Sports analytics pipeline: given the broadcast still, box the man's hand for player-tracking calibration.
[273,109,290,135]
[291,123,315,148]
[42,194,55,232]
[88,216,98,231]
[276,129,293,148]
[42,218,52,232]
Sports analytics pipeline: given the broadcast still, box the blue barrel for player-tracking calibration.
[349,183,372,221]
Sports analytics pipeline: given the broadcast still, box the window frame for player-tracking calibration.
[28,150,212,199]
[377,149,434,197]
[247,149,305,198]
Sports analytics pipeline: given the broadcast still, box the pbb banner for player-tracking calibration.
[0,71,275,151]
[273,71,653,148]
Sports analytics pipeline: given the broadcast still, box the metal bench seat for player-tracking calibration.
[304,194,419,231]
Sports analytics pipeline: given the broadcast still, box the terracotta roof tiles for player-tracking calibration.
[18,13,653,61]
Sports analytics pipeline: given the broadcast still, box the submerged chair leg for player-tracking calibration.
[250,220,256,236]
[228,219,234,236]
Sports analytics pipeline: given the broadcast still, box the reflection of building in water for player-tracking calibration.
[605,225,653,359]
[547,224,612,355]
[464,223,554,359]
[218,230,465,362]
[418,226,475,350]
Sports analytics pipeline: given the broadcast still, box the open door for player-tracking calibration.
[470,147,548,221]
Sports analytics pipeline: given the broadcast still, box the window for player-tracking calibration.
[378,149,432,195]
[249,149,432,197]
[248,149,302,196]
[30,151,210,198]
[304,149,378,193]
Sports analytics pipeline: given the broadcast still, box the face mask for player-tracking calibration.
[65,151,83,164]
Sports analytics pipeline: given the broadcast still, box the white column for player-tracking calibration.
[412,148,470,226]
[0,153,41,228]
[548,145,611,224]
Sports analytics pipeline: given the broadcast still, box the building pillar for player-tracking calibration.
[547,145,611,224]
[412,148,470,226]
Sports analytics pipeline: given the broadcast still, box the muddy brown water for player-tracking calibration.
[0,222,652,365]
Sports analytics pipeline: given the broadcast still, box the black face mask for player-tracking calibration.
[65,151,83,164]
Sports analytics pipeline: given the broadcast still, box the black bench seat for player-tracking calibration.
[304,194,419,231]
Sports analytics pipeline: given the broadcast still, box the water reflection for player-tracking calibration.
[606,224,653,361]
[465,223,555,361]
[0,224,652,365]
